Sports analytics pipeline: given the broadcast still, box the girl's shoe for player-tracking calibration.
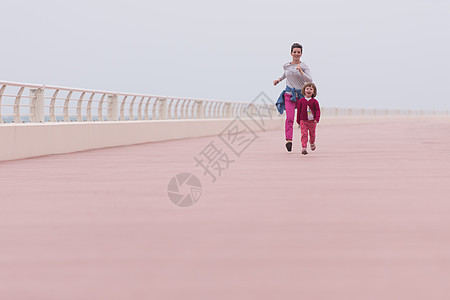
[301,148,308,155]
[310,143,316,151]
[285,141,292,152]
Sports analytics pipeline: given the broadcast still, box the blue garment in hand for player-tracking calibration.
[275,86,303,114]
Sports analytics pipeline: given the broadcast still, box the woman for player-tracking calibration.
[274,43,312,152]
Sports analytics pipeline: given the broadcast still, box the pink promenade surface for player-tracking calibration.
[1,117,450,300]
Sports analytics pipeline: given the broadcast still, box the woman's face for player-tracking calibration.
[291,47,302,60]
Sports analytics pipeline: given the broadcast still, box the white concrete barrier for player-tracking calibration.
[4,115,450,162]
[2,79,449,162]
[0,79,282,161]
[0,118,284,161]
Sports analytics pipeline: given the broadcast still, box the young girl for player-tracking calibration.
[296,82,320,155]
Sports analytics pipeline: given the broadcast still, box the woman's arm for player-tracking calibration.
[296,63,312,82]
[273,72,286,86]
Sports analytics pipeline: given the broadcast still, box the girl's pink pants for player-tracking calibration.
[300,120,317,148]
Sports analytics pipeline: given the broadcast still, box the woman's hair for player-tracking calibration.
[291,43,303,53]
[301,82,317,98]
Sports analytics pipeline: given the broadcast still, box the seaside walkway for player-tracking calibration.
[1,117,450,299]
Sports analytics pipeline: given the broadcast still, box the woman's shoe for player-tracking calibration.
[285,141,292,152]
[301,148,308,155]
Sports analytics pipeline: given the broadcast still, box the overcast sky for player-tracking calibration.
[1,0,449,110]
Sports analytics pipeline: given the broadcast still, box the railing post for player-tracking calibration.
[14,87,25,123]
[270,105,277,118]
[30,87,45,122]
[225,103,232,118]
[108,94,119,121]
[196,100,205,119]
[158,98,168,120]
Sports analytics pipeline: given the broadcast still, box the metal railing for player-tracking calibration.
[1,80,448,124]
[0,80,278,123]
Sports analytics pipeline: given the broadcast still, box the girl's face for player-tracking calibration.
[291,48,302,61]
[305,86,315,97]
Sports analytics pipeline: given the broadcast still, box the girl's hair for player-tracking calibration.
[301,82,317,98]
[291,43,303,53]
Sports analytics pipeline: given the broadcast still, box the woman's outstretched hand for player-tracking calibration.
[273,79,281,86]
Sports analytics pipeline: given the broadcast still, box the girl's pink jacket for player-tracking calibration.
[296,97,321,124]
